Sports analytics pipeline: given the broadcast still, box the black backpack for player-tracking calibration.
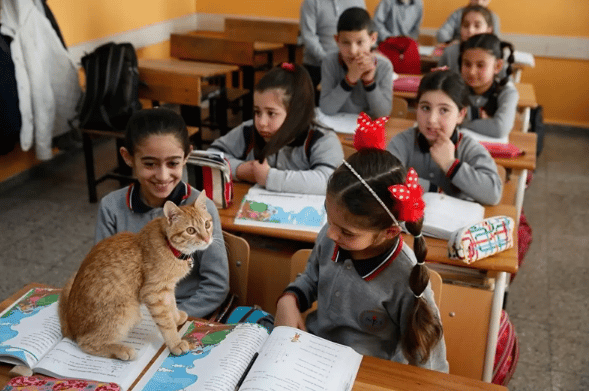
[78,42,142,131]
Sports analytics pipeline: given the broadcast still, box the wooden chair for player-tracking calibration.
[391,96,409,119]
[223,231,250,307]
[210,231,251,322]
[428,268,443,308]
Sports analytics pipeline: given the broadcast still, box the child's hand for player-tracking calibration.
[253,159,270,187]
[479,108,490,119]
[275,294,307,331]
[346,59,364,85]
[236,161,256,183]
[429,133,456,173]
[357,53,377,84]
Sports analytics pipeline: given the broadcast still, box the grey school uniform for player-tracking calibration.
[299,0,367,67]
[94,182,230,318]
[319,52,393,119]
[464,80,519,139]
[208,120,343,195]
[435,7,501,44]
[387,127,502,205]
[373,0,423,42]
[285,226,449,372]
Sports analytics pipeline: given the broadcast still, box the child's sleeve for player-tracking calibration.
[373,0,393,42]
[387,129,436,192]
[94,195,118,243]
[435,8,461,43]
[448,138,503,205]
[463,84,519,139]
[299,0,326,63]
[408,0,424,41]
[319,56,354,115]
[365,56,393,118]
[265,131,343,194]
[177,197,230,318]
[492,13,501,37]
[208,122,251,180]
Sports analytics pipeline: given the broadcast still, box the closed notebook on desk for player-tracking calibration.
[422,193,485,240]
[234,185,327,233]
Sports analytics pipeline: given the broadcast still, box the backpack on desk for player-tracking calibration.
[78,42,142,131]
[378,37,421,75]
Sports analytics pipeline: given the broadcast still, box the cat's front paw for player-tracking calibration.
[175,310,188,325]
[169,340,191,356]
[113,345,137,361]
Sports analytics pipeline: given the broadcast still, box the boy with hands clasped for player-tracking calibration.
[319,7,393,119]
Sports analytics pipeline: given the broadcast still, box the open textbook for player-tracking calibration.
[133,322,363,391]
[0,287,166,391]
[422,192,485,240]
[235,185,327,233]
[314,108,357,134]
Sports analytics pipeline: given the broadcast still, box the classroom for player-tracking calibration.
[0,0,588,390]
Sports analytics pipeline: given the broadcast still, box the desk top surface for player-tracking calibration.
[0,284,507,391]
[182,30,285,52]
[138,58,239,77]
[394,77,538,109]
[220,182,518,274]
[338,118,537,171]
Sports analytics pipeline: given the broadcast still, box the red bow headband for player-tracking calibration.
[281,62,295,72]
[389,168,424,222]
[354,112,389,151]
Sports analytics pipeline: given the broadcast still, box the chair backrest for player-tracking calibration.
[392,96,409,118]
[428,268,443,308]
[290,249,312,281]
[223,231,250,307]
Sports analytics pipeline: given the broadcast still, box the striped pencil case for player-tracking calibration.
[448,216,515,264]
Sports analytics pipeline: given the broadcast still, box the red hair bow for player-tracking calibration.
[388,168,425,222]
[354,112,389,151]
[281,62,295,72]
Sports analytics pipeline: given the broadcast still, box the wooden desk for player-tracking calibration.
[170,31,287,119]
[224,17,300,63]
[0,284,506,391]
[138,58,239,107]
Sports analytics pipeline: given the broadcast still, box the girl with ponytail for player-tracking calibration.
[275,113,448,372]
[460,33,519,139]
[208,63,344,195]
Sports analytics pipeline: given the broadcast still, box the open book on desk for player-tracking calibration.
[315,108,357,134]
[133,321,362,391]
[235,185,327,233]
[422,192,485,240]
[0,287,166,391]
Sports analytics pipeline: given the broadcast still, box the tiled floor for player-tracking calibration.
[0,125,588,390]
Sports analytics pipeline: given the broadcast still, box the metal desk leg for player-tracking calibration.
[521,107,531,133]
[483,271,507,382]
[514,169,528,225]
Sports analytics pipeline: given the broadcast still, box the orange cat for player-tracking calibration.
[58,192,213,360]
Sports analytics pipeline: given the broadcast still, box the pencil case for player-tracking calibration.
[447,216,515,264]
[479,142,524,159]
[187,151,233,209]
[393,76,421,92]
[2,376,121,391]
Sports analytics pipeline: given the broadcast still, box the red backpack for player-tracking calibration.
[493,310,520,385]
[377,36,421,75]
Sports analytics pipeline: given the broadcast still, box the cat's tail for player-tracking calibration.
[58,273,76,339]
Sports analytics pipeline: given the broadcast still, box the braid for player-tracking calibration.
[402,217,444,365]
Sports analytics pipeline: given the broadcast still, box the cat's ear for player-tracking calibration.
[194,191,208,210]
[163,201,182,225]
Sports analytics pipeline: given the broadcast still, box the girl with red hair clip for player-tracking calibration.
[275,113,448,372]
[208,63,343,195]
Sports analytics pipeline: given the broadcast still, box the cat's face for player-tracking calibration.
[163,192,213,254]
